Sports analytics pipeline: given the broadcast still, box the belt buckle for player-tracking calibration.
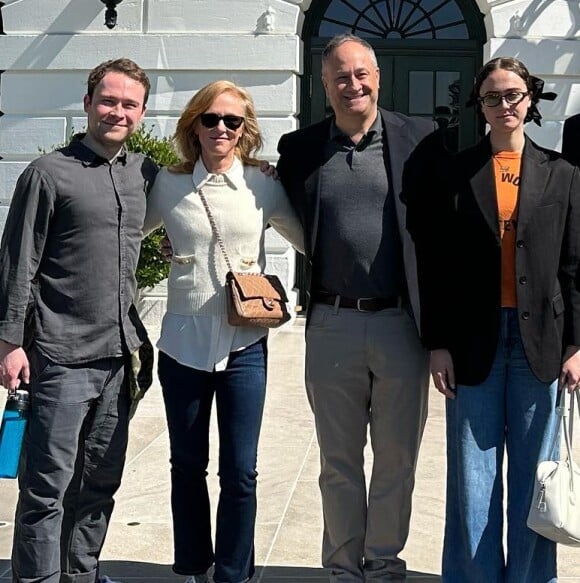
[356,297,374,312]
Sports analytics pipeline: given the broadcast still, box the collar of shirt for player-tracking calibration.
[192,156,244,191]
[328,113,382,150]
[71,134,128,167]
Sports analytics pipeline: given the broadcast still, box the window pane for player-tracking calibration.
[409,71,433,115]
[435,71,461,151]
[437,23,469,39]
[436,71,460,112]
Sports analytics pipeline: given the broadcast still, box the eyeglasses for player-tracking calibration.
[199,113,245,130]
[478,91,529,108]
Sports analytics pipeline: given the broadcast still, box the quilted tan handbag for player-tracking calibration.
[527,388,580,546]
[198,187,291,328]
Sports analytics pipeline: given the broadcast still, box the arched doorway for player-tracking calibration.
[301,0,487,152]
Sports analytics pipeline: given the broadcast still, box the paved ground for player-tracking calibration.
[1,319,579,582]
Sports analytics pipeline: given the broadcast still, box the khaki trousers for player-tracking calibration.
[305,303,429,582]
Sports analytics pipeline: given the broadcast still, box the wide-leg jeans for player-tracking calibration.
[443,308,559,583]
[158,338,267,583]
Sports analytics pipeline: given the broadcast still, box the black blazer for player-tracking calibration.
[276,107,436,326]
[406,135,580,385]
[562,113,580,167]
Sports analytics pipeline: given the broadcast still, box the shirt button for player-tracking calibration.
[519,276,527,284]
[516,240,525,248]
[239,257,256,270]
[521,311,530,320]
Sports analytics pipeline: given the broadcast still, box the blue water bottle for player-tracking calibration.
[0,388,30,479]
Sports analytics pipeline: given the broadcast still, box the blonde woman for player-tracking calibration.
[144,81,303,583]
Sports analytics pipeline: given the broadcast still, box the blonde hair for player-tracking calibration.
[171,80,263,173]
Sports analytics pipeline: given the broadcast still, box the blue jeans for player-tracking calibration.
[158,338,267,583]
[443,309,559,583]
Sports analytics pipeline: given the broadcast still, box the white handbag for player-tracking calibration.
[527,388,580,546]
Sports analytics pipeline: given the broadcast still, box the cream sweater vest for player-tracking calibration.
[144,158,303,317]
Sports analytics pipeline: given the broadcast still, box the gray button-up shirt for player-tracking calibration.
[0,135,158,364]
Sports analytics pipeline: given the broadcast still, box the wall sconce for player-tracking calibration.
[100,0,123,29]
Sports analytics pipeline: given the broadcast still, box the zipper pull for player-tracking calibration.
[537,483,547,512]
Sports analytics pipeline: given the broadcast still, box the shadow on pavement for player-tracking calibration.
[260,566,440,581]
[0,561,441,582]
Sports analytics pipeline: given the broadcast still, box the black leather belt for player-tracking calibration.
[313,293,400,312]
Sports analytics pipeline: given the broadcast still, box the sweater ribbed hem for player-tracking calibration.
[166,287,228,316]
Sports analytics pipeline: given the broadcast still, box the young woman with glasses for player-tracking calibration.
[143,81,303,583]
[405,57,580,582]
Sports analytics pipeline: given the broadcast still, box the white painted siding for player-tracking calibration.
[0,162,28,205]
[1,71,297,114]
[491,1,580,40]
[1,0,306,35]
[0,34,301,71]
[0,117,67,157]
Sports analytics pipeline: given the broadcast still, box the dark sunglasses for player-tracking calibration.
[200,113,245,130]
[478,91,529,108]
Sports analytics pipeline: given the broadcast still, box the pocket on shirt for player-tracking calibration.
[553,292,564,317]
[169,255,196,289]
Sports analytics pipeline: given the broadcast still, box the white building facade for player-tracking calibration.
[0,0,578,302]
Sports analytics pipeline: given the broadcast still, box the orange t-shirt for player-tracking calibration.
[493,151,521,308]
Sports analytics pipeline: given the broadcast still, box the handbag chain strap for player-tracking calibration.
[197,187,233,273]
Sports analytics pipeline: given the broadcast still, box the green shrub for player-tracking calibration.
[126,125,179,288]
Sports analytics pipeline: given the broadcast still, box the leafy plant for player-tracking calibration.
[126,125,179,288]
[127,124,180,168]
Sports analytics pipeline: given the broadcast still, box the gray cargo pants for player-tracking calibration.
[11,348,129,583]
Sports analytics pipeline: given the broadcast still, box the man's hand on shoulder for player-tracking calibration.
[0,340,30,390]
[160,236,173,262]
[259,160,278,180]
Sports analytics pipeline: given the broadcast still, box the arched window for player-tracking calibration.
[318,0,472,39]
